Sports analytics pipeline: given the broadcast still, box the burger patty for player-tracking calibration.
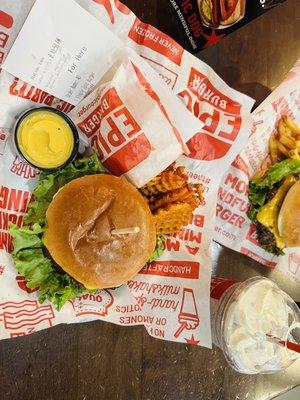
[256,223,276,248]
[266,185,279,202]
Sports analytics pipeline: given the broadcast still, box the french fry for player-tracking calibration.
[278,119,291,138]
[276,140,290,158]
[278,120,285,138]
[282,116,300,134]
[269,133,279,164]
[279,134,297,150]
[289,148,300,160]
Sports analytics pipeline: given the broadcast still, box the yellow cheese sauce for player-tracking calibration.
[17,110,75,169]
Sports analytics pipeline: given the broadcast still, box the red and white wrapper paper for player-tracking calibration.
[210,276,238,346]
[214,60,300,283]
[0,0,254,345]
[69,56,192,188]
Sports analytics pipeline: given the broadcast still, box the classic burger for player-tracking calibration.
[199,0,243,28]
[247,158,300,255]
[10,152,160,310]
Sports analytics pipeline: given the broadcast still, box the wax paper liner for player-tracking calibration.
[214,60,300,283]
[0,0,254,346]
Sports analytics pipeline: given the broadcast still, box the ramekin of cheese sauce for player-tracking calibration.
[14,107,79,171]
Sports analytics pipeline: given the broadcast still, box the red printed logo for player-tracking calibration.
[179,68,242,160]
[210,277,236,300]
[186,68,241,114]
[0,10,13,29]
[10,156,40,179]
[0,186,31,252]
[288,253,300,276]
[80,87,151,176]
[0,300,55,336]
[140,260,200,279]
[241,247,276,268]
[70,290,113,317]
[246,223,260,246]
[128,18,184,66]
[0,10,12,66]
[92,0,131,24]
[8,77,73,112]
[231,155,249,177]
[141,55,179,90]
[174,288,200,339]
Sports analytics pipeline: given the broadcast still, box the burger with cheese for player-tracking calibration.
[10,152,161,310]
[247,158,300,255]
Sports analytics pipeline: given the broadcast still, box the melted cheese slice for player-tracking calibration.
[257,176,296,250]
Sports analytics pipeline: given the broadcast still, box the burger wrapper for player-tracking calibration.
[0,0,254,345]
[214,60,300,282]
[68,56,194,188]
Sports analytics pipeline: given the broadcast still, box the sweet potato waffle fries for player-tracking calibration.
[140,164,205,235]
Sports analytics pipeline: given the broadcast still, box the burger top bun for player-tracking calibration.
[220,0,241,26]
[278,180,300,248]
[44,174,156,289]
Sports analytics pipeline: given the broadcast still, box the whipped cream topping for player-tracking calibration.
[224,279,300,374]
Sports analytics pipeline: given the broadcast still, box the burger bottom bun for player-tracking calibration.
[44,174,156,289]
[278,180,300,247]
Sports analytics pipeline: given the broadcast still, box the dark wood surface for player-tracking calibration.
[1,1,300,399]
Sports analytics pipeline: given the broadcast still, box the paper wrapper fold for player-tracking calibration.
[0,0,254,345]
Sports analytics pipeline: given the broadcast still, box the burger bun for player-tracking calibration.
[44,174,156,289]
[278,180,300,247]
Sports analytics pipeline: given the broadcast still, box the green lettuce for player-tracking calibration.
[25,151,106,226]
[147,235,165,263]
[9,224,85,310]
[248,159,300,222]
[9,152,106,310]
[247,158,300,254]
[250,159,300,190]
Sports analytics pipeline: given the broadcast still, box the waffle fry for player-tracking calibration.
[140,168,188,197]
[150,186,193,210]
[153,203,193,235]
[141,163,205,235]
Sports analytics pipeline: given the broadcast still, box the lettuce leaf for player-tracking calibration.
[9,223,85,310]
[247,159,300,222]
[9,152,106,310]
[25,151,106,226]
[247,158,300,254]
[250,159,300,190]
[147,235,165,263]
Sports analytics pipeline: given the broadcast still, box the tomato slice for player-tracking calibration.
[226,0,239,18]
[220,0,239,21]
[220,0,228,21]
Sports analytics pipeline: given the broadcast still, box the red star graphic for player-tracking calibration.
[203,30,226,49]
[184,334,200,345]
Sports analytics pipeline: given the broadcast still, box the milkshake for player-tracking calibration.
[211,276,300,374]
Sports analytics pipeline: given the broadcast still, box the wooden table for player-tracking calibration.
[1,1,300,399]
